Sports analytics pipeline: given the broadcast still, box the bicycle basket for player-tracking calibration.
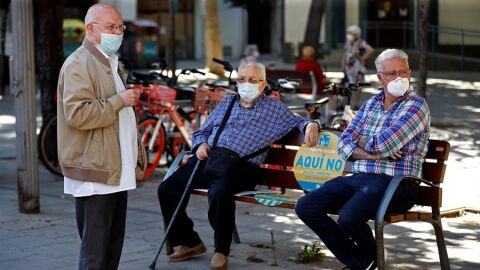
[150,84,177,105]
[194,87,228,114]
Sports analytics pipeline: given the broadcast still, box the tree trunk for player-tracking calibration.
[33,0,64,126]
[0,0,11,96]
[204,0,224,75]
[418,0,430,98]
[270,0,283,56]
[303,0,326,50]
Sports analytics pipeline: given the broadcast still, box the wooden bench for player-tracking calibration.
[164,129,451,270]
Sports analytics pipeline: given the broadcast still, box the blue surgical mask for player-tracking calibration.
[98,32,123,55]
[237,82,260,102]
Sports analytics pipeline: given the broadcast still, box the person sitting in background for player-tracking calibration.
[295,45,327,94]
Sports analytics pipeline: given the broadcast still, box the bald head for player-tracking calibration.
[301,46,315,60]
[84,4,123,44]
[85,4,121,25]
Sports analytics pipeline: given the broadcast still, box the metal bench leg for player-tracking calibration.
[233,224,241,244]
[431,219,451,270]
[375,220,387,270]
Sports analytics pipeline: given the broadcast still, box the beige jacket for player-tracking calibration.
[57,39,146,185]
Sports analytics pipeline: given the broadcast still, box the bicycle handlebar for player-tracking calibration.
[325,82,371,96]
[179,68,206,76]
[212,58,234,72]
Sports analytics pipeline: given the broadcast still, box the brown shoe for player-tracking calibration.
[168,242,207,262]
[210,252,229,270]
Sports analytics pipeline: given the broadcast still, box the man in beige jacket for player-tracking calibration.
[57,4,145,269]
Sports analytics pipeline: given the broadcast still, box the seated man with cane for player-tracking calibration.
[157,62,320,270]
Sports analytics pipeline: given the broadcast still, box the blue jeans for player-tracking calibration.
[295,173,417,269]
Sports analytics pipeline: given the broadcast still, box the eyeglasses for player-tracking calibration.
[236,76,264,84]
[379,69,411,80]
[92,22,126,32]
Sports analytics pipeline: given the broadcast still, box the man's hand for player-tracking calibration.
[388,150,402,161]
[119,89,140,107]
[196,143,210,160]
[358,136,368,149]
[304,123,319,147]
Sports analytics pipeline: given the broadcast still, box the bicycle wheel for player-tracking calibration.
[138,117,166,179]
[38,115,63,176]
[166,133,189,166]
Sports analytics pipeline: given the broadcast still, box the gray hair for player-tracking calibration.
[375,49,409,72]
[238,62,266,80]
[347,25,361,36]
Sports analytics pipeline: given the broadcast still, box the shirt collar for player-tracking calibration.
[239,94,265,109]
[94,43,118,68]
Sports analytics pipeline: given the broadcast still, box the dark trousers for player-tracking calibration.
[75,191,128,270]
[295,173,417,269]
[157,156,257,255]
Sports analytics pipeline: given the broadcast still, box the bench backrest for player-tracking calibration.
[266,69,316,90]
[258,129,450,208]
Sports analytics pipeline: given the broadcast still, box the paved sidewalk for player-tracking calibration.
[1,68,480,269]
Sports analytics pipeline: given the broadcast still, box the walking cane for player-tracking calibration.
[149,159,202,270]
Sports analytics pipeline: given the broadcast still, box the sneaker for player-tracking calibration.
[168,242,207,262]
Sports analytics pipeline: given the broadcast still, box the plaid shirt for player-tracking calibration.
[193,95,309,165]
[338,89,430,177]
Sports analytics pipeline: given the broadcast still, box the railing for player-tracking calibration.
[362,21,480,70]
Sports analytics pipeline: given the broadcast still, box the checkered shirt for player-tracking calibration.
[338,89,430,177]
[192,95,308,165]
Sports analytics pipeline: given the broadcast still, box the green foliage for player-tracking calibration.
[294,241,325,264]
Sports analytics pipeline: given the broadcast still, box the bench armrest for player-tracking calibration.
[164,151,191,181]
[375,175,423,223]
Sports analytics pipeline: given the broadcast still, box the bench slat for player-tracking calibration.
[422,162,446,184]
[417,186,442,207]
[425,140,450,161]
[258,169,301,190]
[264,148,298,166]
[274,130,305,145]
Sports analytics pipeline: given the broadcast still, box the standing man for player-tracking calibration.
[158,62,320,270]
[296,49,430,270]
[57,4,145,270]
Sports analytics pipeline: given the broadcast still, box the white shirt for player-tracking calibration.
[64,47,137,197]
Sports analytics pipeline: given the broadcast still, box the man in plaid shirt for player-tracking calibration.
[158,62,320,270]
[296,49,430,270]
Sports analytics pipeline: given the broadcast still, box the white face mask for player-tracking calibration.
[94,26,123,55]
[346,34,354,42]
[387,77,410,97]
[237,82,260,102]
